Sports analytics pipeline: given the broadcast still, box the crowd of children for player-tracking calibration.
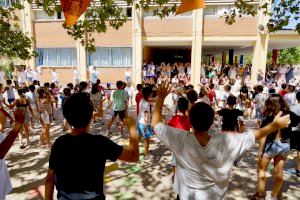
[0,64,300,200]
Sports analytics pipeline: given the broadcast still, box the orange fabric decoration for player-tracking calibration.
[61,0,91,27]
[175,0,205,15]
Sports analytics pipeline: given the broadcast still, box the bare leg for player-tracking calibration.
[257,156,272,197]
[44,124,51,147]
[23,123,30,145]
[144,138,150,157]
[0,113,6,132]
[272,156,286,198]
[108,116,116,130]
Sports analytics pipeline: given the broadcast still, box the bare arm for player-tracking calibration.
[254,112,290,140]
[118,117,139,162]
[0,108,25,159]
[45,169,55,200]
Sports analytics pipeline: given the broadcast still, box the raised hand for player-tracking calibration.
[273,111,291,129]
[157,81,171,99]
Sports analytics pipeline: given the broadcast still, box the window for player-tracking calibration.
[89,47,132,67]
[0,0,17,7]
[36,48,77,66]
[34,10,65,20]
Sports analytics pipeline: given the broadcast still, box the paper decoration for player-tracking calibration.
[61,0,91,27]
[176,0,205,15]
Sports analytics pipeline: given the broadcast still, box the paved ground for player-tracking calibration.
[4,95,300,200]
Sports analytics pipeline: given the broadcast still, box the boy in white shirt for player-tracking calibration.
[151,82,290,200]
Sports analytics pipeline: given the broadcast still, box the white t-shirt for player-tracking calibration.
[51,71,58,83]
[18,71,27,83]
[73,69,79,80]
[0,134,13,199]
[125,71,131,78]
[25,92,36,106]
[154,123,255,200]
[254,93,267,108]
[138,99,151,125]
[0,72,5,84]
[32,71,40,81]
[284,92,296,106]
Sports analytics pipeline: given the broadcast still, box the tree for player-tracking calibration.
[0,0,299,60]
[267,47,300,65]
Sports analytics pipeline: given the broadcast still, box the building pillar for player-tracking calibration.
[272,49,278,65]
[228,49,234,65]
[250,0,270,86]
[132,4,143,85]
[76,16,88,81]
[240,55,244,65]
[22,1,35,69]
[191,9,203,90]
[222,51,226,66]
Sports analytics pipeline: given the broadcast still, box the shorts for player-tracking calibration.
[8,98,15,104]
[40,111,50,125]
[264,140,290,158]
[290,131,300,151]
[137,123,152,139]
[113,110,126,121]
[255,108,263,120]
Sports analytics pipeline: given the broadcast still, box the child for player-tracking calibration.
[135,84,143,116]
[90,84,105,125]
[108,81,127,134]
[9,89,33,148]
[220,84,232,108]
[208,83,217,108]
[45,93,139,200]
[4,80,15,105]
[253,85,267,127]
[125,83,135,106]
[105,83,112,108]
[218,95,247,132]
[152,82,290,200]
[60,88,72,132]
[25,84,39,128]
[137,86,153,157]
[168,97,190,177]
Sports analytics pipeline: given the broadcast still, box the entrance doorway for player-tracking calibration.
[144,47,191,64]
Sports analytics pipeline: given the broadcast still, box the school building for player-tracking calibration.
[5,0,300,86]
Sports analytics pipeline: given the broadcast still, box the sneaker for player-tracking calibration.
[247,192,266,200]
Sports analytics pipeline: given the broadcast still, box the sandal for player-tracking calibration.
[247,192,266,200]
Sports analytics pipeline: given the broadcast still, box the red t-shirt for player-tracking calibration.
[135,92,143,115]
[168,115,191,131]
[208,90,216,102]
[279,90,287,97]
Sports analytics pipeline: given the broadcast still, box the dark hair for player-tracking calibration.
[79,81,88,92]
[91,84,99,94]
[189,102,214,132]
[63,93,93,128]
[263,93,289,117]
[6,80,12,85]
[17,89,26,95]
[177,97,189,113]
[44,82,50,88]
[137,84,143,91]
[288,85,295,92]
[50,83,55,89]
[269,88,276,94]
[107,82,111,88]
[67,83,74,90]
[281,83,287,89]
[29,84,35,92]
[116,81,123,89]
[96,79,101,84]
[33,80,38,85]
[257,85,264,93]
[142,86,153,98]
[296,91,300,101]
[63,88,71,97]
[186,90,198,104]
[240,86,249,99]
[227,95,237,106]
[209,83,214,89]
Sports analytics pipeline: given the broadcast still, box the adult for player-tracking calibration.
[151,83,290,200]
[18,66,27,87]
[32,67,41,86]
[73,67,80,85]
[45,93,139,200]
[124,68,132,83]
[90,66,100,84]
[51,69,58,84]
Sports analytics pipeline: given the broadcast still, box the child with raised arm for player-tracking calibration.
[151,82,290,200]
